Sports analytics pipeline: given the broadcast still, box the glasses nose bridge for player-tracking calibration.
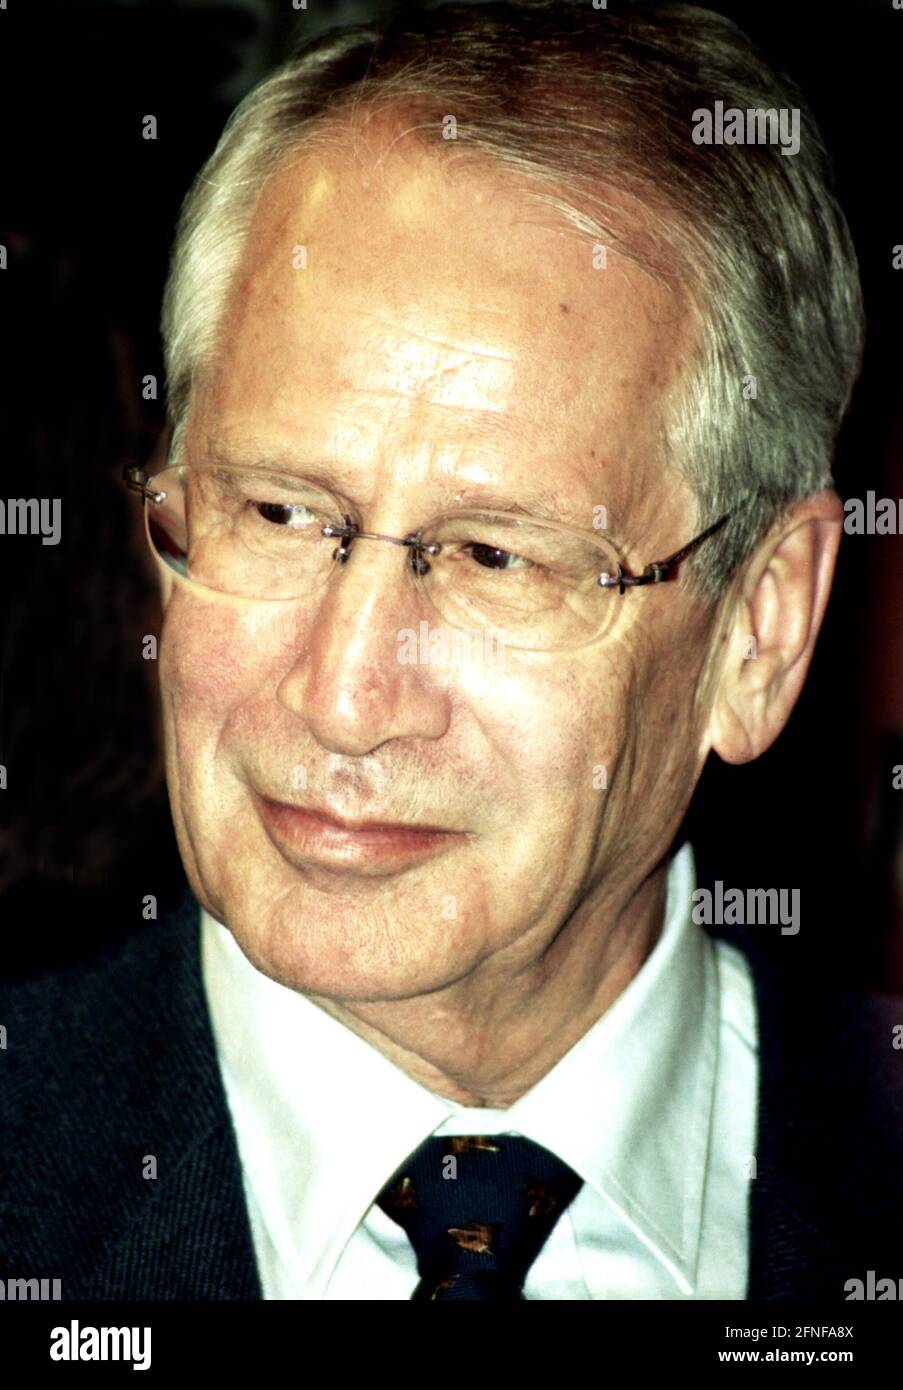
[323,515,438,577]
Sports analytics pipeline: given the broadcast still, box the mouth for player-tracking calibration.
[254,793,464,874]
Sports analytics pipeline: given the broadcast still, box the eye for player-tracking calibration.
[253,501,322,528]
[465,542,534,572]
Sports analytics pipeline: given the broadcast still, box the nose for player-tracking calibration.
[275,530,452,756]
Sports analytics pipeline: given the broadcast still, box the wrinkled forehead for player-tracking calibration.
[195,118,699,538]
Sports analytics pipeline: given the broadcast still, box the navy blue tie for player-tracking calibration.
[375,1134,584,1300]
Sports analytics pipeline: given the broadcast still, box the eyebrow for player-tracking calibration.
[196,445,610,537]
[446,487,600,533]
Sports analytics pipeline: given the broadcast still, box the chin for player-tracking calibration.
[199,860,476,1003]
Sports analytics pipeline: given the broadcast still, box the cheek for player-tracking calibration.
[518,642,650,820]
[462,651,636,806]
[158,589,294,726]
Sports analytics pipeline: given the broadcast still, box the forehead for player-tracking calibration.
[193,119,696,530]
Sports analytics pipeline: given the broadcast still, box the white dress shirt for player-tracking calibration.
[200,842,758,1299]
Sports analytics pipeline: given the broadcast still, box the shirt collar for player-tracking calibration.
[201,840,717,1296]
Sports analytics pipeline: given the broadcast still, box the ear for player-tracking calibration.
[705,491,843,765]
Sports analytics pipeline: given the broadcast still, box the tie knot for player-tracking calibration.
[375,1134,583,1300]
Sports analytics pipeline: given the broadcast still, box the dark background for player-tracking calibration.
[1,0,901,986]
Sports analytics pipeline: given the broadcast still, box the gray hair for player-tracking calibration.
[160,0,864,598]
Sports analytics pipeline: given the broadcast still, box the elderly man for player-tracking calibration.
[2,0,901,1303]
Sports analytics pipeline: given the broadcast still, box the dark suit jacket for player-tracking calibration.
[1,887,902,1300]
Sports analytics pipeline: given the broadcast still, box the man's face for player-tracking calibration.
[158,126,722,1002]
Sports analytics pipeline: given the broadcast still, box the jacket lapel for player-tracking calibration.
[726,931,903,1300]
[88,890,263,1299]
[3,888,262,1299]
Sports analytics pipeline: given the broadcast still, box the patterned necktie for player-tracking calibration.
[375,1134,584,1300]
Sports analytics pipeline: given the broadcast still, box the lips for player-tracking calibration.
[253,792,463,874]
[259,796,452,836]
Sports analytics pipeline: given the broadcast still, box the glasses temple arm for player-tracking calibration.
[650,512,731,573]
[599,512,731,593]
